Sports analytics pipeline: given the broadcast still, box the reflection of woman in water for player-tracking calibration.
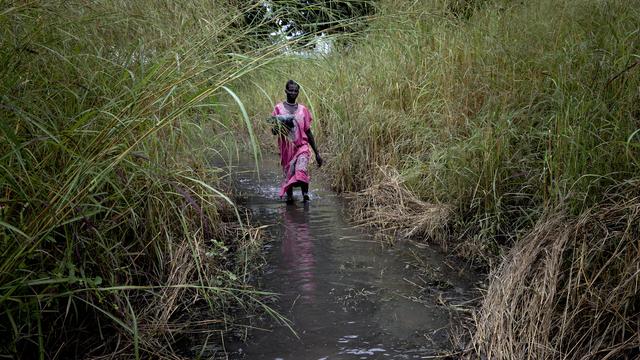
[281,205,316,303]
[271,80,323,203]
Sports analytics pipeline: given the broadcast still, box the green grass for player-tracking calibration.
[240,0,639,258]
[3,0,638,357]
[235,0,639,357]
[0,0,294,357]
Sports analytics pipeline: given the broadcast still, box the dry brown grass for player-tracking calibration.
[348,166,454,247]
[471,195,640,359]
[82,220,267,359]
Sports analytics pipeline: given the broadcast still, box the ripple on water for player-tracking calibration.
[221,158,478,360]
[339,347,386,356]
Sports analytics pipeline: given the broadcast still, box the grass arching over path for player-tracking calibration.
[239,0,640,358]
[0,1,302,358]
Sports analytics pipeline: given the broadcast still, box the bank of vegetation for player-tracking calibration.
[241,0,639,358]
[0,1,300,358]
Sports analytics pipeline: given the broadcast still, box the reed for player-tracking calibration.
[0,0,295,357]
[237,0,640,357]
[241,0,640,260]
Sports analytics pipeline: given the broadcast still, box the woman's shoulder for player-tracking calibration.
[298,103,311,114]
[272,102,285,114]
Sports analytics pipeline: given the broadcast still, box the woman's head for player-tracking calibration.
[285,80,299,103]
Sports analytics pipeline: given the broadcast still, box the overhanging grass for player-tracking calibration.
[235,0,639,357]
[0,0,297,357]
[240,0,639,257]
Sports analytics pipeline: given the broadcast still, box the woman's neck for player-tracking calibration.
[283,101,298,114]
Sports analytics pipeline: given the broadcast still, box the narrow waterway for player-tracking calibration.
[227,157,477,359]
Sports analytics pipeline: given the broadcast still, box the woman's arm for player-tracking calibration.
[305,129,323,167]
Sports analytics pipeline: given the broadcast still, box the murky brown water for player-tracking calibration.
[223,157,477,359]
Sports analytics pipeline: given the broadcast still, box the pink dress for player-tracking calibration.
[272,102,313,197]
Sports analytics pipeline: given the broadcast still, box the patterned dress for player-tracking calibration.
[271,102,313,197]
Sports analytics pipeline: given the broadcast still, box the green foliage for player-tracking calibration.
[241,0,640,258]
[239,0,376,43]
[232,1,640,357]
[0,0,282,357]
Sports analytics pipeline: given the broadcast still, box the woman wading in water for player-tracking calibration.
[271,80,323,203]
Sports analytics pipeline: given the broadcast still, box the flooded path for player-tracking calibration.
[227,157,477,359]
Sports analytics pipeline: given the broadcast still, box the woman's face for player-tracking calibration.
[285,84,299,101]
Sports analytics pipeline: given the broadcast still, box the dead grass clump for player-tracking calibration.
[472,197,640,359]
[348,166,453,246]
[95,220,266,359]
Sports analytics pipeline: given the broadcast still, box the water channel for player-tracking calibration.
[223,157,478,359]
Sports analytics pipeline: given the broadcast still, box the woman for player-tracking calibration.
[271,80,323,203]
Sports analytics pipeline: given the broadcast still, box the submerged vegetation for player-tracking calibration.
[240,0,639,358]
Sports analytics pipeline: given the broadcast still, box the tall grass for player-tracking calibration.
[241,0,639,259]
[0,1,295,357]
[236,0,639,357]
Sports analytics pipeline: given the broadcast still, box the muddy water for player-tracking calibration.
[228,158,476,359]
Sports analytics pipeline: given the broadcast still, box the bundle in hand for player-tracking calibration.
[267,114,296,136]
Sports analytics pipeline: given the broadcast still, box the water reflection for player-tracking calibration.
[281,204,316,303]
[222,158,479,359]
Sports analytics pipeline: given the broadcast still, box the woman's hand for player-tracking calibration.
[316,154,324,167]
